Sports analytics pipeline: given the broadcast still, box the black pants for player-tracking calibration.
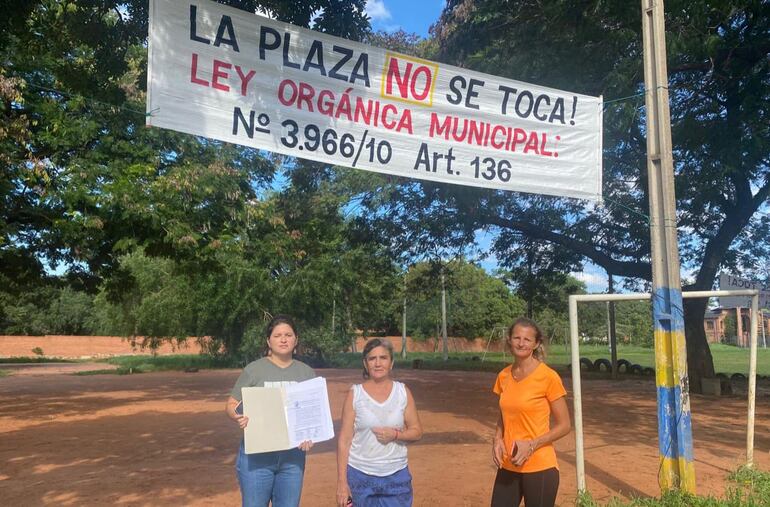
[490,467,559,507]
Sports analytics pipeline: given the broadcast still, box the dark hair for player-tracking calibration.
[262,314,298,357]
[507,317,546,361]
[361,338,394,378]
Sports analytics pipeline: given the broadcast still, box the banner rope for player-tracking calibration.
[601,195,651,223]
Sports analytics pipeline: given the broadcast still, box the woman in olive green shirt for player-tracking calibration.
[225,315,315,507]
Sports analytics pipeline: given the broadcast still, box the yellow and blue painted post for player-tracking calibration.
[653,289,695,491]
[642,0,696,492]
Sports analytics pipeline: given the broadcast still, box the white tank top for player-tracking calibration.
[348,381,409,476]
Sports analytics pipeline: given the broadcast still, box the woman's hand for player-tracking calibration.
[298,440,314,452]
[336,482,352,507]
[226,396,248,429]
[492,435,507,468]
[372,427,398,444]
[510,439,535,466]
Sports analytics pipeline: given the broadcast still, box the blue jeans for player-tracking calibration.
[236,441,306,507]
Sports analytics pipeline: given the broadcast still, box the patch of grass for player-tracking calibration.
[65,342,770,378]
[538,343,770,376]
[0,369,10,377]
[606,490,721,506]
[548,344,656,369]
[330,343,770,376]
[74,368,127,376]
[0,356,76,364]
[72,354,240,376]
[328,352,508,373]
[74,366,158,376]
[567,343,770,377]
[101,354,240,373]
[576,466,770,506]
[709,343,770,378]
[576,490,600,507]
[728,465,770,504]
[326,353,365,369]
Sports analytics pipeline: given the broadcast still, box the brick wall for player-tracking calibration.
[352,336,507,354]
[0,335,205,359]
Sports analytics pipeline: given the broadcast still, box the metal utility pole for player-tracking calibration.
[441,270,449,361]
[401,278,408,359]
[331,298,336,337]
[642,0,695,493]
[347,306,356,353]
[607,274,618,379]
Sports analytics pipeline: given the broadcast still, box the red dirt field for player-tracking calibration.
[1,367,768,506]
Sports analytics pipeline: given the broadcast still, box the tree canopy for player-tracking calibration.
[0,0,374,354]
[402,260,524,341]
[352,0,770,386]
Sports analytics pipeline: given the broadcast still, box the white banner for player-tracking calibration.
[719,273,770,309]
[146,0,603,200]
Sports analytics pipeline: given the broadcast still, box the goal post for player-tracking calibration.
[568,289,760,495]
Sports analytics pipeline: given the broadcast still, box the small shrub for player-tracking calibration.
[576,491,599,507]
[31,347,44,356]
[728,465,770,503]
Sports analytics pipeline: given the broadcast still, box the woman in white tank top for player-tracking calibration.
[336,338,423,507]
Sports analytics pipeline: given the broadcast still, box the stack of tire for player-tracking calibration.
[577,358,654,376]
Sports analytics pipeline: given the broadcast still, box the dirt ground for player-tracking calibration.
[1,366,768,507]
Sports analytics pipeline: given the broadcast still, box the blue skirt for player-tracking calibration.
[347,465,413,507]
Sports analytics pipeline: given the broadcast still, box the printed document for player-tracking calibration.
[242,377,334,454]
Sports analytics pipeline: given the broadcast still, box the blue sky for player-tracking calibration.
[365,0,445,37]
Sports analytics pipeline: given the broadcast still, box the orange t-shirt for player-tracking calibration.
[493,362,567,473]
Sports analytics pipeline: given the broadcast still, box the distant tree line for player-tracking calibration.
[1,249,656,357]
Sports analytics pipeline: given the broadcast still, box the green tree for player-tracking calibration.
[446,261,525,340]
[360,0,769,389]
[0,0,370,278]
[0,287,53,335]
[404,260,524,341]
[44,287,95,335]
[723,313,737,342]
[1,1,371,346]
[87,177,402,358]
[501,264,586,319]
[1,284,96,335]
[617,301,654,346]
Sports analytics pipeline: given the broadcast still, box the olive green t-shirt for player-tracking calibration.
[230,357,316,401]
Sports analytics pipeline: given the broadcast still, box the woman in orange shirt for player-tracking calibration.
[491,317,571,507]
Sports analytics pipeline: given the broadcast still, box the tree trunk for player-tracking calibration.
[683,297,715,393]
